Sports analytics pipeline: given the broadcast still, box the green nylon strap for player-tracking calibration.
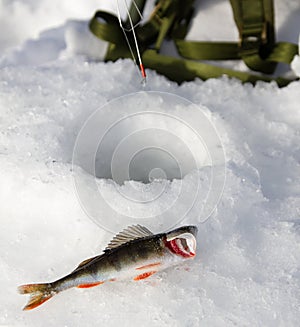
[267,42,299,64]
[88,5,299,87]
[136,0,174,48]
[229,0,277,73]
[124,0,147,29]
[175,40,239,60]
[89,11,125,45]
[138,0,195,51]
[89,10,147,62]
[142,49,295,87]
[154,13,176,50]
[175,39,298,64]
[174,0,298,67]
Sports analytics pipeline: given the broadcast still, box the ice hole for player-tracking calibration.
[75,124,203,185]
[72,92,214,185]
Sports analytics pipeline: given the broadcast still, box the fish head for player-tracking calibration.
[165,225,198,258]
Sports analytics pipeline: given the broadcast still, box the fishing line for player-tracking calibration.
[116,0,147,84]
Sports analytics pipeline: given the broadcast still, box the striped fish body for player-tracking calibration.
[18,225,197,310]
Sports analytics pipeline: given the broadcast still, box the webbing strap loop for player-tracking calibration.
[88,0,299,87]
[142,49,295,87]
[89,11,124,45]
[230,0,277,73]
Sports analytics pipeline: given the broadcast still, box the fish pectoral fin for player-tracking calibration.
[77,282,104,288]
[134,271,157,281]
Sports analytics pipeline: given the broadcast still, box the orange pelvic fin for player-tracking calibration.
[18,283,53,311]
[77,281,104,288]
[136,262,161,270]
[134,271,157,281]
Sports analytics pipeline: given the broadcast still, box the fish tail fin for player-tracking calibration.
[18,283,54,311]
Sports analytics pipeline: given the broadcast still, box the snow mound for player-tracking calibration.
[0,0,300,326]
[0,58,300,326]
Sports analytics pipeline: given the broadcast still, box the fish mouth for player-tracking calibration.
[165,225,197,258]
[166,225,198,240]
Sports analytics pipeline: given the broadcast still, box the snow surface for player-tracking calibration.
[0,0,300,326]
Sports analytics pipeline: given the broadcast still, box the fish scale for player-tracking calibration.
[18,225,197,310]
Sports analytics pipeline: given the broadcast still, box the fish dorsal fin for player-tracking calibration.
[105,225,153,251]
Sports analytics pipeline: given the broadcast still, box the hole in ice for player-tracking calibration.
[71,92,226,229]
[72,92,215,186]
[74,122,205,185]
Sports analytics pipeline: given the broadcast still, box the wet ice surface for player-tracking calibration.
[0,0,300,326]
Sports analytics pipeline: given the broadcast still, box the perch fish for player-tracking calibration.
[18,225,197,310]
